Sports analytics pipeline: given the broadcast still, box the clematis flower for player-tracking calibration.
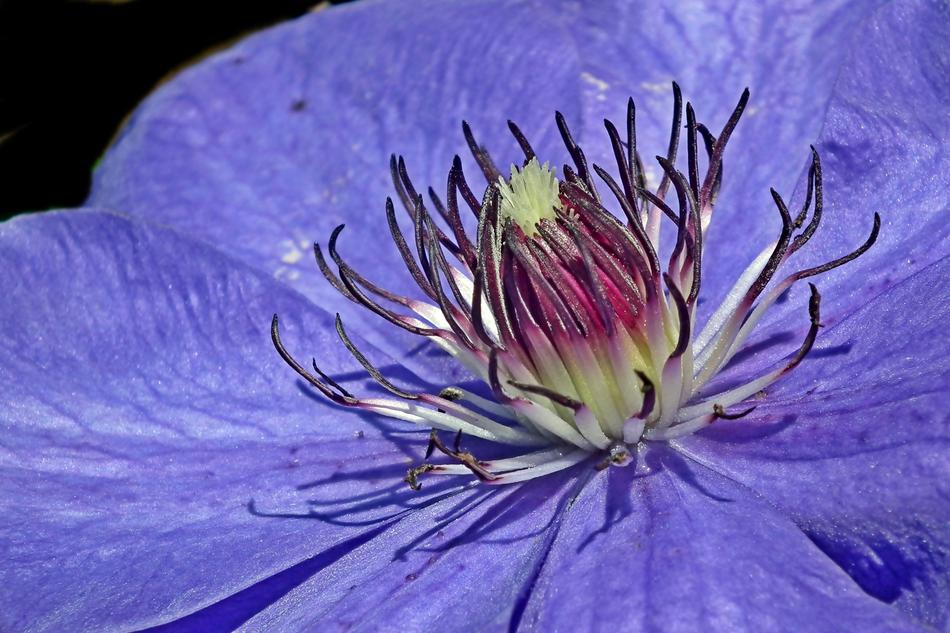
[1,0,947,631]
[270,84,880,486]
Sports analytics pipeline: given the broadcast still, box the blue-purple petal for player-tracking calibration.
[679,255,950,628]
[236,470,582,632]
[0,210,464,631]
[517,448,923,632]
[89,0,583,373]
[744,0,950,336]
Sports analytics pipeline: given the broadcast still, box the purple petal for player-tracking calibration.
[518,448,923,632]
[740,0,950,336]
[0,209,469,631]
[795,0,949,302]
[89,0,584,374]
[678,256,950,627]
[234,469,583,632]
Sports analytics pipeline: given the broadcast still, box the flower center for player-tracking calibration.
[272,84,879,488]
[496,158,561,235]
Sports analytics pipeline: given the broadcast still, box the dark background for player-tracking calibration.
[0,0,358,222]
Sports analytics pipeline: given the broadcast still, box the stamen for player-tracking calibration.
[654,81,683,205]
[271,315,354,405]
[507,120,536,163]
[462,120,502,182]
[451,156,483,217]
[335,314,418,400]
[441,170,478,269]
[555,110,599,201]
[699,87,749,209]
[713,404,757,420]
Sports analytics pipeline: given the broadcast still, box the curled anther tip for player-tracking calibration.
[769,188,788,208]
[404,463,437,491]
[438,387,463,401]
[425,429,438,459]
[807,283,822,323]
[713,404,757,420]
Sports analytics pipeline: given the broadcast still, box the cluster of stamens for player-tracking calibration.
[272,84,878,488]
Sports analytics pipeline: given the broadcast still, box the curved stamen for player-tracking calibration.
[556,110,599,202]
[719,213,880,367]
[678,284,821,422]
[653,81,683,205]
[507,120,536,163]
[664,273,691,359]
[441,170,478,269]
[271,314,355,405]
[314,241,357,302]
[462,120,502,183]
[335,314,418,400]
[699,87,750,209]
[384,199,438,299]
[452,155,483,217]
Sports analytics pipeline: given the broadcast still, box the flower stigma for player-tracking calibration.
[496,158,561,236]
[271,84,879,489]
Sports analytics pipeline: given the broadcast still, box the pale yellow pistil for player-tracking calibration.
[497,158,561,236]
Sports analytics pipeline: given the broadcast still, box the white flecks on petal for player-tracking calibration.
[580,71,610,92]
